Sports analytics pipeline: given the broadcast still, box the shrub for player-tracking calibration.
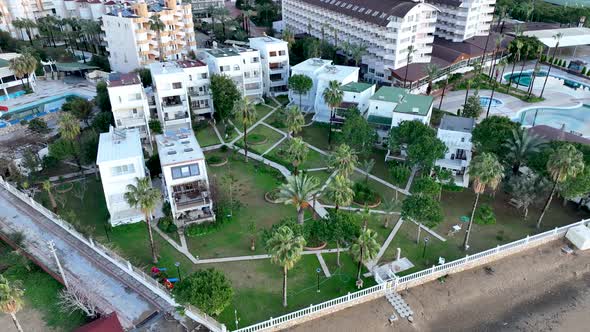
[28,118,50,134]
[220,145,228,152]
[474,204,496,225]
[185,203,235,237]
[540,54,546,62]
[389,163,411,186]
[582,67,587,75]
[261,218,303,249]
[548,57,553,63]
[352,182,379,204]
[157,217,177,233]
[303,219,330,247]
[148,119,163,134]
[206,155,223,164]
[173,268,233,316]
[162,201,172,217]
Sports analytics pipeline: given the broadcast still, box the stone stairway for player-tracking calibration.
[385,290,414,320]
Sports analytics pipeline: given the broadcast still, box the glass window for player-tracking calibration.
[171,163,200,179]
[111,164,135,177]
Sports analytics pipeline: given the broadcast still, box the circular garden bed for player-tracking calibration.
[246,133,268,145]
[352,182,382,208]
[206,155,228,167]
[304,242,327,251]
[264,188,282,204]
[54,182,74,194]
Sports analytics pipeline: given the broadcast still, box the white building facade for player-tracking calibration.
[106,72,152,141]
[96,127,148,226]
[426,0,495,42]
[199,47,264,100]
[186,0,224,16]
[435,114,474,187]
[0,53,37,99]
[249,36,290,96]
[156,130,214,225]
[149,62,192,131]
[58,0,107,20]
[282,0,438,84]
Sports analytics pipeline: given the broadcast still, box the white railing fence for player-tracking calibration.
[0,177,226,332]
[234,218,589,332]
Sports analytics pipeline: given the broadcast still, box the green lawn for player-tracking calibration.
[235,125,284,155]
[305,169,332,189]
[215,122,239,142]
[264,109,287,131]
[0,242,88,331]
[300,123,340,152]
[275,95,290,106]
[265,140,327,171]
[361,149,410,188]
[231,104,274,129]
[194,123,221,147]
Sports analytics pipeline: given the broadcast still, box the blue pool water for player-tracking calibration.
[0,93,89,129]
[504,70,590,91]
[479,96,503,108]
[518,104,590,137]
[0,90,26,102]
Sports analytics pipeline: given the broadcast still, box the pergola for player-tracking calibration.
[523,27,590,57]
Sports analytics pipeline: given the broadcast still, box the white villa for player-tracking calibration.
[106,72,151,142]
[366,86,434,142]
[156,129,214,225]
[340,82,376,115]
[149,62,192,131]
[0,53,37,99]
[289,58,359,122]
[249,36,290,96]
[435,114,474,187]
[96,127,148,226]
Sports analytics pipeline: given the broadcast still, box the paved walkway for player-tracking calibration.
[192,248,349,265]
[410,220,446,242]
[367,218,405,270]
[316,253,331,277]
[2,79,97,109]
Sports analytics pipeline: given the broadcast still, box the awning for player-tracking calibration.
[55,62,99,72]
[524,27,590,48]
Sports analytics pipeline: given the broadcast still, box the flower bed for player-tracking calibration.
[264,188,282,204]
[245,133,268,145]
[54,182,74,194]
[352,182,382,208]
[206,155,228,167]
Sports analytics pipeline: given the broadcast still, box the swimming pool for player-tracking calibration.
[517,104,590,137]
[0,93,90,128]
[0,90,26,102]
[479,96,503,108]
[504,70,590,91]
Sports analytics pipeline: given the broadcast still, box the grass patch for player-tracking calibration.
[300,123,340,152]
[276,95,290,106]
[215,121,239,142]
[236,125,284,155]
[265,140,327,171]
[194,123,221,147]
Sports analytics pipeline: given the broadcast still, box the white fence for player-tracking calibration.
[235,218,590,332]
[0,177,225,332]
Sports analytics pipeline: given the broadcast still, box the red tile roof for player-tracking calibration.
[75,313,124,332]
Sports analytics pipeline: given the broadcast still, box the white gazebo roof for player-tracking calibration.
[524,27,590,48]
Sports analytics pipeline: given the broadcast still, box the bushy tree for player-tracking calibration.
[472,116,519,159]
[27,118,50,134]
[95,81,111,112]
[173,268,233,316]
[148,119,163,135]
[341,110,377,159]
[91,111,113,133]
[474,204,496,225]
[461,95,483,119]
[401,195,443,228]
[210,74,241,122]
[560,167,590,208]
[134,67,152,87]
[406,135,447,171]
[411,176,442,200]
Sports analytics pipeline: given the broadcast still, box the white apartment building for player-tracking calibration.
[96,127,148,226]
[55,0,108,20]
[106,72,151,141]
[156,129,214,225]
[434,114,474,187]
[282,0,438,83]
[186,0,224,16]
[426,0,496,42]
[249,36,290,96]
[0,0,50,40]
[366,86,433,141]
[339,82,375,115]
[102,0,197,73]
[149,62,192,131]
[199,46,264,100]
[288,58,359,121]
[0,53,37,100]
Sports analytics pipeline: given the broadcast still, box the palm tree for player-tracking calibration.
[463,78,473,106]
[351,43,367,67]
[503,128,545,174]
[382,198,402,228]
[488,34,505,77]
[0,275,24,332]
[463,153,504,250]
[322,80,343,145]
[540,33,563,98]
[527,44,544,97]
[58,113,83,170]
[507,39,523,93]
[288,74,313,110]
[11,19,26,41]
[277,174,320,224]
[329,143,358,178]
[8,56,27,89]
[267,225,306,307]
[351,228,380,282]
[437,77,449,110]
[282,27,295,51]
[360,159,375,184]
[234,97,257,162]
[285,106,305,137]
[286,138,309,175]
[20,52,37,89]
[402,45,416,89]
[496,58,508,83]
[516,43,530,88]
[218,7,231,41]
[325,174,354,211]
[536,144,584,229]
[149,14,165,62]
[81,19,102,55]
[42,180,57,212]
[124,177,160,264]
[424,64,440,95]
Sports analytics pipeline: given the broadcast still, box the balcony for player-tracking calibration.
[164,111,189,122]
[116,116,147,128]
[188,88,208,97]
[173,181,211,211]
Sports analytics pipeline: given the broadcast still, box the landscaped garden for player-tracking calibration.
[194,122,221,147]
[235,124,285,155]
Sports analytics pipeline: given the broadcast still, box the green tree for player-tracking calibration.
[210,74,241,123]
[402,45,416,89]
[326,174,355,211]
[288,74,313,110]
[388,120,436,155]
[124,177,161,263]
[406,135,446,171]
[322,80,343,144]
[401,195,443,228]
[277,174,320,224]
[503,128,545,174]
[149,14,165,62]
[68,97,94,126]
[234,97,257,162]
[173,268,233,316]
[148,119,163,135]
[286,137,308,175]
[560,167,590,209]
[381,198,402,228]
[461,95,483,119]
[350,228,380,282]
[28,118,49,134]
[57,113,83,170]
[472,116,519,158]
[341,111,377,159]
[326,213,361,266]
[42,180,57,212]
[411,176,442,200]
[91,112,114,133]
[537,144,584,229]
[463,153,504,250]
[474,204,496,225]
[329,143,358,178]
[134,67,153,87]
[267,225,306,307]
[0,275,24,332]
[285,106,305,137]
[95,81,111,112]
[424,63,440,95]
[508,172,549,219]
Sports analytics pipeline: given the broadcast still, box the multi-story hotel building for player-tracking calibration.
[198,46,264,100]
[102,0,197,73]
[55,0,110,20]
[249,36,290,96]
[426,0,496,42]
[106,72,152,142]
[282,0,438,84]
[0,0,53,39]
[186,0,224,17]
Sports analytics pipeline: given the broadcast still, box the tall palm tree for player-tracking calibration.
[267,226,306,307]
[382,198,402,228]
[496,58,508,83]
[488,34,505,77]
[463,78,473,106]
[11,19,26,41]
[322,80,343,144]
[536,144,584,229]
[325,174,354,211]
[437,77,449,110]
[58,113,83,170]
[286,138,309,175]
[149,14,165,62]
[402,45,416,89]
[507,39,523,93]
[351,228,380,282]
[81,19,102,55]
[282,27,295,51]
[20,52,37,89]
[463,152,504,250]
[351,43,367,67]
[8,56,27,89]
[285,106,305,137]
[218,7,231,41]
[124,177,160,264]
[540,33,563,98]
[329,143,358,178]
[277,174,320,224]
[527,44,544,97]
[516,43,530,88]
[233,97,257,162]
[0,275,24,332]
[503,128,545,174]
[424,64,440,95]
[288,74,313,111]
[42,180,57,212]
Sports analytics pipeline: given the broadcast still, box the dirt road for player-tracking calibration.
[289,240,590,332]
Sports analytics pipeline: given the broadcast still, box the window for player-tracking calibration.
[172,82,182,89]
[111,164,135,177]
[278,50,286,56]
[189,75,192,81]
[201,73,207,79]
[220,65,230,72]
[171,163,200,179]
[233,64,240,71]
[269,51,277,57]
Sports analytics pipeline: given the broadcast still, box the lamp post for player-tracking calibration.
[422,237,430,258]
[316,268,322,293]
[175,262,182,282]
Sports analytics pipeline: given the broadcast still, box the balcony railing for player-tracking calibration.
[164,112,189,121]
